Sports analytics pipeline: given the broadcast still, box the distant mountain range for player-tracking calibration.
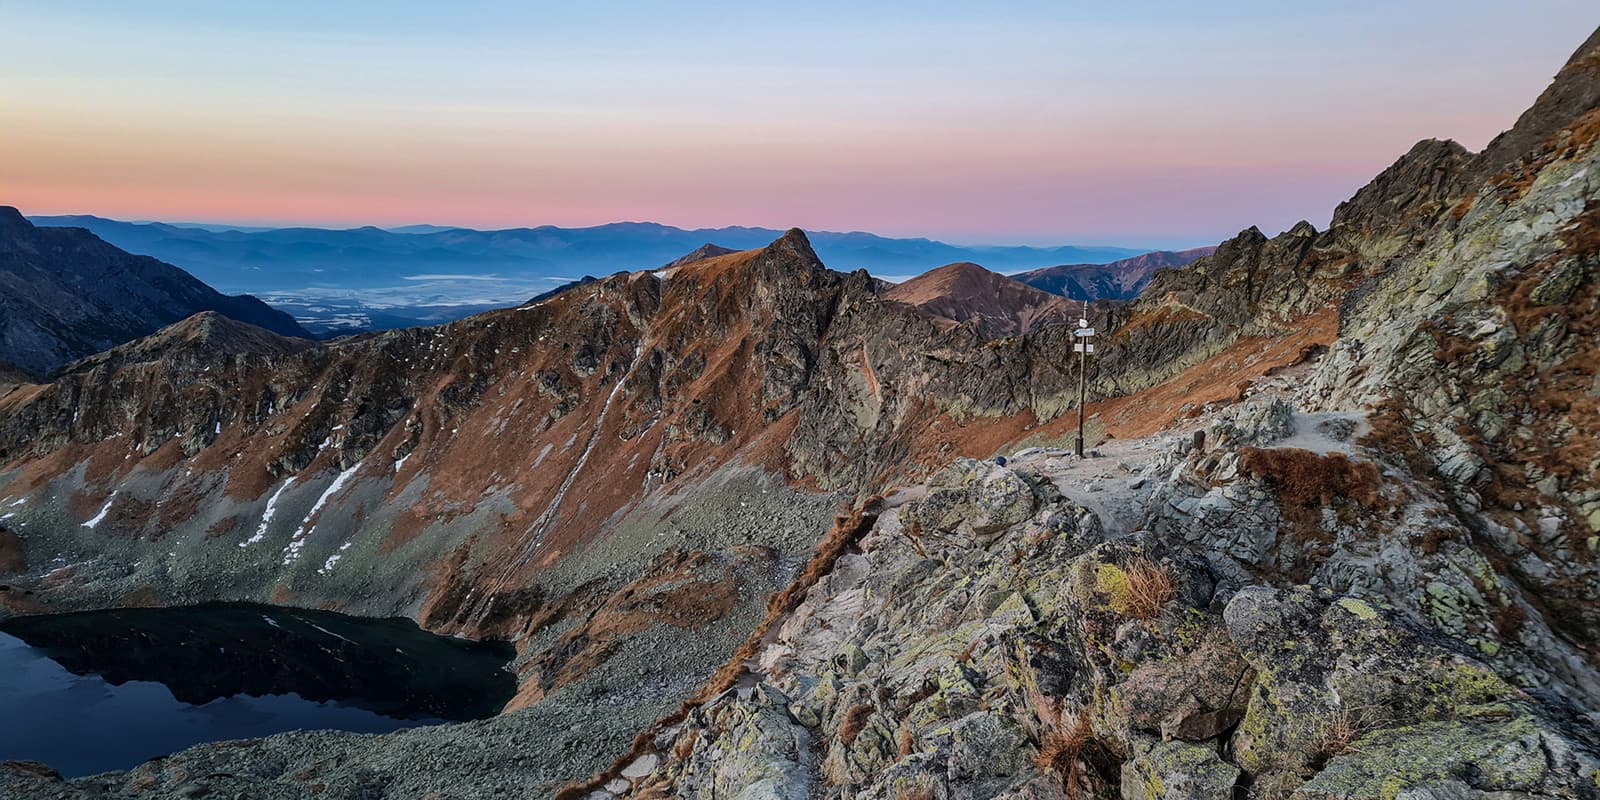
[26,214,1149,336]
[1013,246,1217,302]
[0,207,309,374]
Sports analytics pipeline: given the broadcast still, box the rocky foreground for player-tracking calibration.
[582,400,1599,799]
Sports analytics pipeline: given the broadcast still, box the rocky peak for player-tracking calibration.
[1329,138,1473,249]
[59,311,315,376]
[1473,27,1600,181]
[1015,247,1219,304]
[0,208,311,373]
[660,242,738,270]
[883,260,1076,337]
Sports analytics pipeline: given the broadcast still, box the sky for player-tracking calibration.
[2,2,1595,249]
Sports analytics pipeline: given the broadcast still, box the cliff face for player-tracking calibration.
[0,208,310,374]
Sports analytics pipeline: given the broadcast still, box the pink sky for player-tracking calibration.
[3,3,1594,248]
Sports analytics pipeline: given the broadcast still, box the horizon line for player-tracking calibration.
[20,207,1232,253]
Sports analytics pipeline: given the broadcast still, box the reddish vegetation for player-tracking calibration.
[1095,308,1341,440]
[1239,447,1390,581]
[1106,303,1209,344]
[838,703,875,745]
[1030,695,1119,798]
[205,517,239,539]
[1120,559,1177,621]
[1239,447,1385,528]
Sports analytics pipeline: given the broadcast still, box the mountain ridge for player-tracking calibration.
[882,261,1078,337]
[1014,246,1217,302]
[0,207,311,374]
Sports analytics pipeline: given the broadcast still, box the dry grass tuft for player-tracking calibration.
[839,703,875,746]
[896,723,916,758]
[1122,558,1177,620]
[1029,693,1117,798]
[1319,709,1361,757]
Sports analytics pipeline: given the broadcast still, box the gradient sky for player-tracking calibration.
[2,2,1595,248]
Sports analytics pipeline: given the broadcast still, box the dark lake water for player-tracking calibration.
[0,603,516,778]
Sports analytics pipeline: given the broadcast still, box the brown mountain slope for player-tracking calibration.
[881,261,1078,337]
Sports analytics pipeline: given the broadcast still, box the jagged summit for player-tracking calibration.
[1473,26,1600,181]
[884,261,1076,337]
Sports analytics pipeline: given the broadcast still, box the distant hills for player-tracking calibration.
[27,214,1148,336]
[0,207,309,374]
[1013,246,1216,302]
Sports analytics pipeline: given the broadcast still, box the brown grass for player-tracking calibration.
[839,703,875,746]
[1316,708,1365,763]
[1029,693,1118,798]
[1122,558,1177,621]
[671,728,699,762]
[1239,447,1386,534]
[1494,603,1528,638]
[896,722,916,758]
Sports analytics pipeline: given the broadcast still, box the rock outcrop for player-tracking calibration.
[579,434,1600,800]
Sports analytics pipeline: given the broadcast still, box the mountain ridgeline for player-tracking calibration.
[24,214,1146,337]
[1013,246,1217,301]
[0,208,310,375]
[0,25,1598,800]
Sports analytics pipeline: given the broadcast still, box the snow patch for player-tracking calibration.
[83,493,117,528]
[242,477,295,547]
[319,541,354,575]
[282,465,359,566]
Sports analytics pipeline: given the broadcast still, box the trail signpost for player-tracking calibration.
[1072,302,1095,457]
